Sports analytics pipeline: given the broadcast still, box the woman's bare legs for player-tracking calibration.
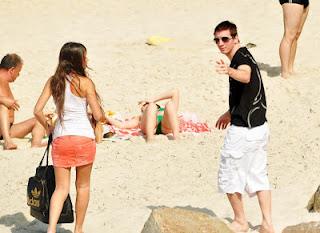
[139,89,180,142]
[288,6,309,75]
[74,163,93,233]
[161,101,180,140]
[279,3,306,78]
[140,103,158,143]
[47,167,71,233]
[161,89,180,140]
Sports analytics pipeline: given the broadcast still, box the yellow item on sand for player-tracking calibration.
[146,36,174,46]
[101,111,115,124]
[105,110,115,116]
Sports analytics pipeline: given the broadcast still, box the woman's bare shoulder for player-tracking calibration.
[75,75,94,91]
[81,76,94,85]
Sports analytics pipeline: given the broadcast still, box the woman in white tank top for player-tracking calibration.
[34,42,104,233]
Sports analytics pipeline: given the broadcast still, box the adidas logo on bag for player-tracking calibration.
[27,187,41,208]
[27,197,40,207]
[31,187,41,198]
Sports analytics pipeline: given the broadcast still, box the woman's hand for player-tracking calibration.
[44,111,56,118]
[138,99,154,105]
[46,124,55,138]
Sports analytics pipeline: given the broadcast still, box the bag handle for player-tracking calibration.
[39,134,53,167]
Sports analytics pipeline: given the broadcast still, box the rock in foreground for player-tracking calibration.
[141,207,232,233]
[282,221,320,233]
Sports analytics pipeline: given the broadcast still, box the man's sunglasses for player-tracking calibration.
[213,36,235,44]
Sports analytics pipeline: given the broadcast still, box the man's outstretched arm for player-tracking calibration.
[216,59,251,83]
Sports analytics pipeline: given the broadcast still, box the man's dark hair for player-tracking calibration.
[214,21,238,37]
[0,54,23,70]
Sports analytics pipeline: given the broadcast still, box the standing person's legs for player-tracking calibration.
[140,103,158,142]
[0,104,17,149]
[288,5,309,74]
[10,117,46,147]
[47,167,71,233]
[246,123,273,233]
[218,125,249,232]
[161,101,180,140]
[74,163,93,233]
[257,190,274,233]
[227,192,249,232]
[279,3,304,78]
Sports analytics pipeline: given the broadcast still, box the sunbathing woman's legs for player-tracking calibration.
[140,103,158,143]
[161,101,180,140]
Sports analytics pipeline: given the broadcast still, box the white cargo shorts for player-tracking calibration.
[218,122,270,197]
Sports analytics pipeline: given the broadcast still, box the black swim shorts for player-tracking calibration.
[279,0,309,8]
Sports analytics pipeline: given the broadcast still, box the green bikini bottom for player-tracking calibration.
[156,115,163,134]
[156,108,165,134]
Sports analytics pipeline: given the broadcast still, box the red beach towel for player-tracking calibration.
[103,112,212,139]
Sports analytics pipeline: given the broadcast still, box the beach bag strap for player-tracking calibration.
[39,134,53,167]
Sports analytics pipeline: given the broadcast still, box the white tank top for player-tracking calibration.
[53,76,95,140]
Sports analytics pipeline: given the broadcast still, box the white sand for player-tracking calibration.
[0,0,319,232]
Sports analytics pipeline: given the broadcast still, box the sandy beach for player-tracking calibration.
[0,0,320,232]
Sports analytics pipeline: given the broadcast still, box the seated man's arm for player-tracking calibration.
[0,96,20,110]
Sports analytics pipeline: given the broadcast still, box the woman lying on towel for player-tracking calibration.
[105,89,180,143]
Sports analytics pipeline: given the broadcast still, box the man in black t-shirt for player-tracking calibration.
[214,21,275,233]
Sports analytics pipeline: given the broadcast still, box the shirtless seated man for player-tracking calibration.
[0,54,46,149]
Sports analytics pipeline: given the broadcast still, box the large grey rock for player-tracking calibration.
[282,222,320,233]
[141,207,232,233]
[306,185,320,213]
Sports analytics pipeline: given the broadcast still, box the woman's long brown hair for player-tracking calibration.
[50,42,102,126]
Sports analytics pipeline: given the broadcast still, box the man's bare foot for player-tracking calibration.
[4,142,17,150]
[289,69,296,76]
[74,227,84,233]
[47,226,56,233]
[281,72,290,79]
[259,223,275,233]
[228,220,249,233]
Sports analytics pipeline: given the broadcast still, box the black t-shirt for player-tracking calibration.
[229,47,267,128]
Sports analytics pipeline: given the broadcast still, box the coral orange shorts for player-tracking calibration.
[52,136,96,168]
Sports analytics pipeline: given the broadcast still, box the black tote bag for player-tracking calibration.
[27,134,74,224]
